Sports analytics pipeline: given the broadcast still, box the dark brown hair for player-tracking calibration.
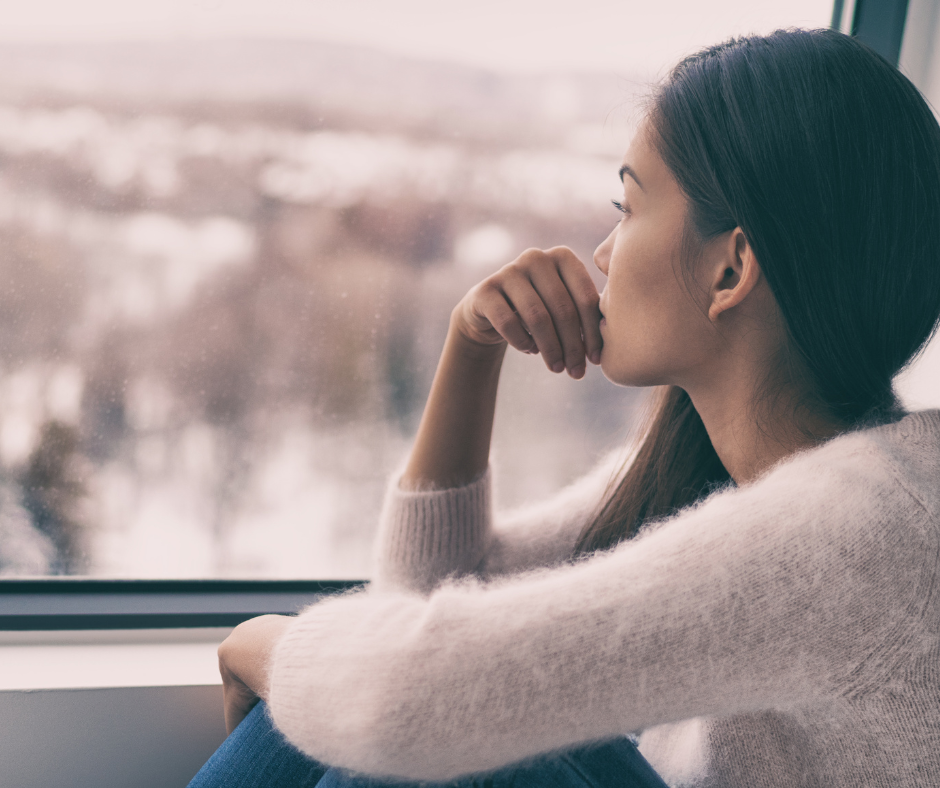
[576,29,940,554]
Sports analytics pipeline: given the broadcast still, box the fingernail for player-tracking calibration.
[570,365,585,379]
[590,350,601,365]
[552,361,565,373]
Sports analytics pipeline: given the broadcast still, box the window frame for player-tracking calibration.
[0,0,910,632]
[0,578,364,630]
[833,0,910,64]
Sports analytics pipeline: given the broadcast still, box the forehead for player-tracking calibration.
[621,122,681,200]
[622,122,657,179]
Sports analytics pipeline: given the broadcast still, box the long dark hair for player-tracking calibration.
[576,28,940,554]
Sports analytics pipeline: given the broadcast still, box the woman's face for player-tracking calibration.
[594,121,720,388]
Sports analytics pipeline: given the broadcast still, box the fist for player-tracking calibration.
[452,246,602,379]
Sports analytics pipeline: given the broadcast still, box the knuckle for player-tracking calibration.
[478,276,500,293]
[547,245,577,264]
[491,311,515,332]
[518,246,545,261]
[553,300,577,322]
[521,305,549,328]
[491,267,520,291]
[476,281,504,305]
[514,247,548,271]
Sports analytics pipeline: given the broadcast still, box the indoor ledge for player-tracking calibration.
[0,628,233,690]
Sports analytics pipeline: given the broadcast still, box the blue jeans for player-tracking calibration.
[187,701,670,788]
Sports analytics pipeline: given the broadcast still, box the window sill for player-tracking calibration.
[0,627,232,690]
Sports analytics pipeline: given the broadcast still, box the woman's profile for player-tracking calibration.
[189,27,940,788]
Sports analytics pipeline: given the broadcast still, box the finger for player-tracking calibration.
[499,270,566,372]
[474,284,538,353]
[550,247,603,365]
[222,676,259,734]
[528,262,589,378]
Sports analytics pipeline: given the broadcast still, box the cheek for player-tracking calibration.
[600,236,706,384]
[607,232,682,331]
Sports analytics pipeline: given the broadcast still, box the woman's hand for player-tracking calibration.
[217,613,294,734]
[452,246,603,379]
[401,246,601,490]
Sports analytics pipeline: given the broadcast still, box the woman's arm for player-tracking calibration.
[400,246,603,491]
[217,247,605,724]
[268,437,935,781]
[399,326,506,492]
[372,246,604,592]
[372,446,627,593]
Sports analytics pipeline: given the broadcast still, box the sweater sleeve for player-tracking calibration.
[370,448,627,593]
[268,439,937,781]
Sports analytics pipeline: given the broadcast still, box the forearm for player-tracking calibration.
[401,313,507,490]
[401,246,600,490]
[271,448,921,781]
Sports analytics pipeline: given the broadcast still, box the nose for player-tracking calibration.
[593,226,615,276]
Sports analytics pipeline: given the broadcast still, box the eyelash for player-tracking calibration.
[611,199,630,215]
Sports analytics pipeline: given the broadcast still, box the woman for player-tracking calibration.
[190,27,940,788]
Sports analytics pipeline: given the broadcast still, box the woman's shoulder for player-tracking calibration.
[748,408,940,520]
[841,408,940,516]
[621,411,940,584]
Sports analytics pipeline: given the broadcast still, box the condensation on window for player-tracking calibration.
[0,0,832,577]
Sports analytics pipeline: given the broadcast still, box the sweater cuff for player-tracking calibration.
[371,467,492,594]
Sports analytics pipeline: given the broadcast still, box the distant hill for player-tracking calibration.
[0,38,642,144]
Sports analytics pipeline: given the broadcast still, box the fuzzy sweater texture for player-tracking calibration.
[268,409,940,787]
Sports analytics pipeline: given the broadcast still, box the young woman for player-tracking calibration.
[190,27,940,788]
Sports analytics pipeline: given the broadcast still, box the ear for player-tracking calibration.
[706,227,761,323]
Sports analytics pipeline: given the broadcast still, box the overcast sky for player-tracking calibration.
[0,0,832,75]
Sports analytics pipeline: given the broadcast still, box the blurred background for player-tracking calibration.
[0,0,836,577]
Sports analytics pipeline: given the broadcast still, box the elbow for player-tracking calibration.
[267,685,382,770]
[269,663,445,781]
[267,587,478,780]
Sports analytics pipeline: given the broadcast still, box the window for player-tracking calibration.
[0,0,833,580]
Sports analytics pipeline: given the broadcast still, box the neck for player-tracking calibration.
[687,379,843,486]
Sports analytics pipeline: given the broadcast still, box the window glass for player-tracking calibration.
[0,1,831,577]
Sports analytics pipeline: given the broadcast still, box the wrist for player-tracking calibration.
[447,312,508,363]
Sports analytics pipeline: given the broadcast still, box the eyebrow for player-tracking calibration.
[619,164,644,190]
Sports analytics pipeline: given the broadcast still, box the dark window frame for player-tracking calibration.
[832,0,910,65]
[0,578,365,630]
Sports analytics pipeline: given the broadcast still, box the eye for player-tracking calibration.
[611,199,631,215]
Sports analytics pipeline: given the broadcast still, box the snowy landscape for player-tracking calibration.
[0,40,645,578]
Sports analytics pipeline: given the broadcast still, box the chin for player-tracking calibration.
[599,354,666,389]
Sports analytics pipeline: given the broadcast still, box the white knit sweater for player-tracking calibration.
[268,409,940,787]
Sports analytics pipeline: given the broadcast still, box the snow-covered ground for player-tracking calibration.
[0,52,638,578]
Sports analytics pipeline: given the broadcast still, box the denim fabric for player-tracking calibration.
[187,702,328,788]
[187,701,670,788]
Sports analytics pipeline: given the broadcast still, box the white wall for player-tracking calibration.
[0,628,229,787]
[0,685,226,788]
